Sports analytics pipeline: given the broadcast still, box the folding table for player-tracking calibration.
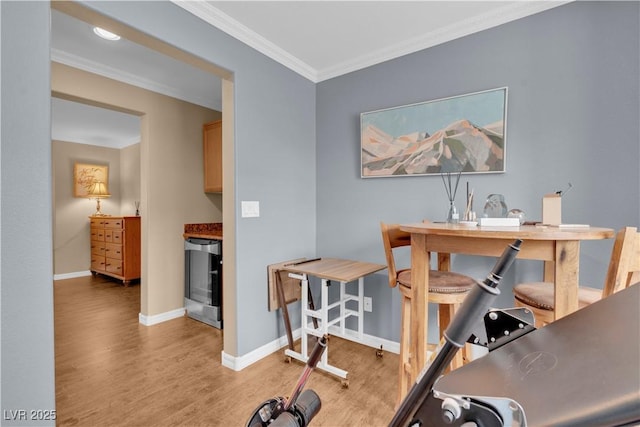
[273,258,386,386]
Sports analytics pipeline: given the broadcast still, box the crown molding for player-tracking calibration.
[173,1,571,83]
[172,0,319,81]
[317,1,573,81]
[51,48,218,110]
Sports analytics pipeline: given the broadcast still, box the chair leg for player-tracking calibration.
[438,304,452,339]
[462,343,472,364]
[397,293,412,407]
[440,303,465,371]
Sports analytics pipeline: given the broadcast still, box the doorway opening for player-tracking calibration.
[51,95,142,282]
[50,2,236,353]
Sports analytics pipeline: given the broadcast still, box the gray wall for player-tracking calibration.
[1,2,56,425]
[316,1,640,343]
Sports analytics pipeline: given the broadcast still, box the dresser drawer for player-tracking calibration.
[90,218,107,228]
[102,230,123,243]
[105,259,123,275]
[105,243,123,260]
[91,244,106,257]
[90,228,105,241]
[111,230,123,244]
[104,218,124,229]
[91,256,105,271]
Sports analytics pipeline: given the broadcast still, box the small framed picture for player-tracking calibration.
[74,163,108,197]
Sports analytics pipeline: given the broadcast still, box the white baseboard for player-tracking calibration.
[53,270,92,281]
[139,307,186,326]
[221,326,400,372]
[222,328,303,371]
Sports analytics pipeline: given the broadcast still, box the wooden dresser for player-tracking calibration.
[90,216,141,285]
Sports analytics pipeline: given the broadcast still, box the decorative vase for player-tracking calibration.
[483,194,508,218]
[446,201,459,223]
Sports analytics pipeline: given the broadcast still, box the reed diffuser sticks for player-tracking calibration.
[441,171,461,223]
[441,171,462,203]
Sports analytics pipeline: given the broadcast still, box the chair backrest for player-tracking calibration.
[380,222,411,288]
[602,226,640,297]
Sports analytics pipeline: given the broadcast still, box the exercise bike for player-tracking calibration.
[246,335,327,427]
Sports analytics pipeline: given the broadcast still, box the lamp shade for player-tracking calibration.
[89,181,110,198]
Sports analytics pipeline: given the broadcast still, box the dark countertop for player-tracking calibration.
[183,223,223,240]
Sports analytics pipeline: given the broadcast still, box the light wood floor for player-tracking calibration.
[54,275,398,426]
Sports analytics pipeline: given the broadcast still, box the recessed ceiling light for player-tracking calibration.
[93,27,121,41]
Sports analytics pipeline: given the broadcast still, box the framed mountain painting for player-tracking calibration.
[360,87,507,177]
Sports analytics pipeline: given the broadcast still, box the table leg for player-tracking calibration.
[276,272,294,350]
[437,252,450,272]
[320,279,329,367]
[301,275,309,358]
[339,281,346,336]
[358,278,364,341]
[554,240,580,320]
[543,260,555,282]
[410,233,430,384]
[321,278,329,337]
[308,284,319,329]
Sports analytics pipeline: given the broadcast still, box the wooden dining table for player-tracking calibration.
[399,222,615,384]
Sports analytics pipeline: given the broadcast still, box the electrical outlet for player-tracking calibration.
[364,297,373,312]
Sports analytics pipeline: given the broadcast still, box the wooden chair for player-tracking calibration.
[380,222,476,406]
[513,226,640,328]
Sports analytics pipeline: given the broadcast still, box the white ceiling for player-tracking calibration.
[190,1,569,82]
[51,97,142,149]
[51,1,569,149]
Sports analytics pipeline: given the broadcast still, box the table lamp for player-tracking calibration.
[89,181,110,216]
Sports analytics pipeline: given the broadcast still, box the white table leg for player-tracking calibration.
[358,277,364,340]
[301,274,309,358]
[340,281,346,336]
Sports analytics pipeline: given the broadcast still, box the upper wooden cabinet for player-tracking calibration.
[203,120,222,193]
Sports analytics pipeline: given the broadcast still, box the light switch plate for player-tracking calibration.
[241,201,260,218]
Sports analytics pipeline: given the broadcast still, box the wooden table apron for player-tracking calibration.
[399,223,614,383]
